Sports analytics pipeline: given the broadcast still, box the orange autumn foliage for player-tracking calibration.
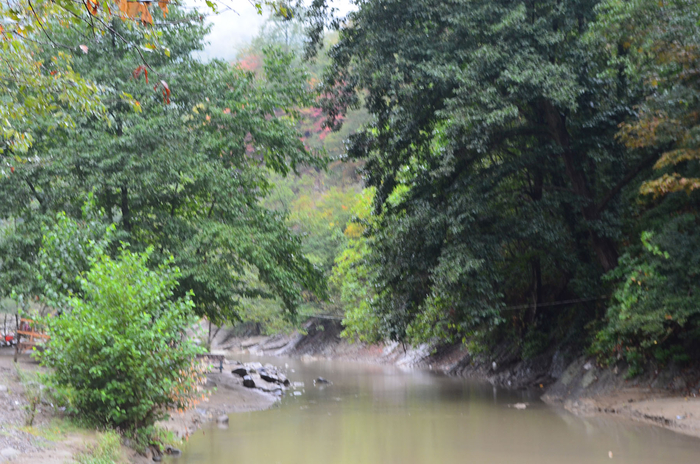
[618,42,700,199]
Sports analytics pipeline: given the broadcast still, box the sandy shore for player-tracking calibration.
[557,388,700,439]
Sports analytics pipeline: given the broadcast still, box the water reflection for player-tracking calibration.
[169,355,700,464]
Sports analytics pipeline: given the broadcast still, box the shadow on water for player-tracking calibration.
[167,354,700,464]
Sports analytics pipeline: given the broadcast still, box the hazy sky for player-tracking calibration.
[188,0,356,62]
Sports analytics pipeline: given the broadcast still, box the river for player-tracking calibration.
[167,355,700,463]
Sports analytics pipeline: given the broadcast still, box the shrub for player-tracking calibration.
[593,217,700,373]
[39,246,203,430]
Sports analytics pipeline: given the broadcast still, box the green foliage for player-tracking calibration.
[0,8,326,325]
[593,217,700,370]
[38,212,202,429]
[330,188,381,342]
[38,194,114,310]
[314,0,676,352]
[0,0,284,153]
[0,0,104,154]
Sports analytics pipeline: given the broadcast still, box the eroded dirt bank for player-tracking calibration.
[211,317,700,439]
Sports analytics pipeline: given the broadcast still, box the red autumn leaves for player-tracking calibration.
[132,65,170,105]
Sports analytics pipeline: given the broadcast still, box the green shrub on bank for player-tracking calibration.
[593,218,700,374]
[39,244,203,430]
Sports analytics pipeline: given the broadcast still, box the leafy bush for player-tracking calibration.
[39,245,203,430]
[593,216,700,373]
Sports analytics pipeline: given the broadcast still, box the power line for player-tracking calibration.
[309,295,609,321]
[500,296,609,312]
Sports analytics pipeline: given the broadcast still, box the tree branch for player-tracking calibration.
[27,0,70,51]
[595,153,658,215]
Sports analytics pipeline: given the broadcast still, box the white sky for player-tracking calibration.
[186,0,356,62]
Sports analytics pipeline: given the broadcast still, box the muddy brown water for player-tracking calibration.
[168,355,700,464]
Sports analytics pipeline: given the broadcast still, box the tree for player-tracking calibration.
[39,238,203,430]
[0,6,326,325]
[330,188,381,342]
[588,0,700,370]
[596,0,700,197]
[0,0,296,154]
[318,0,659,345]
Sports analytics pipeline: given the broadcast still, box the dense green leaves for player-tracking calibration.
[321,0,639,344]
[319,0,700,365]
[594,222,700,374]
[38,215,202,428]
[0,7,326,324]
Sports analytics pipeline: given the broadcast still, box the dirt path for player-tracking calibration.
[0,347,66,462]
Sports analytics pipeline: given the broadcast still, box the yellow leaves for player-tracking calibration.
[654,148,700,170]
[344,222,365,239]
[616,110,665,149]
[640,173,700,198]
[158,0,168,17]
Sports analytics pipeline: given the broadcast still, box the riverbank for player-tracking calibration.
[0,348,114,464]
[211,317,700,440]
[542,356,700,439]
[157,362,283,442]
[0,348,283,463]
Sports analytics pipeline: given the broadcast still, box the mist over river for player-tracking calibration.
[167,355,700,464]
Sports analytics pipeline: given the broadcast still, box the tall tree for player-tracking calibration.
[320,0,658,343]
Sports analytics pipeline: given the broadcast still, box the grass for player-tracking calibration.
[21,417,83,442]
[75,430,123,464]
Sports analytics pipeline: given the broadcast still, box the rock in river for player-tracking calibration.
[243,375,256,388]
[216,414,229,424]
[259,371,279,384]
[314,377,332,385]
[232,367,248,377]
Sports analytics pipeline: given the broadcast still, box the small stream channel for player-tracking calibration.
[168,355,700,464]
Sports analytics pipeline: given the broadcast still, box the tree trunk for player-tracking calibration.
[121,186,131,232]
[541,100,618,272]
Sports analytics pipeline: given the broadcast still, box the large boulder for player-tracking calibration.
[232,367,248,377]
